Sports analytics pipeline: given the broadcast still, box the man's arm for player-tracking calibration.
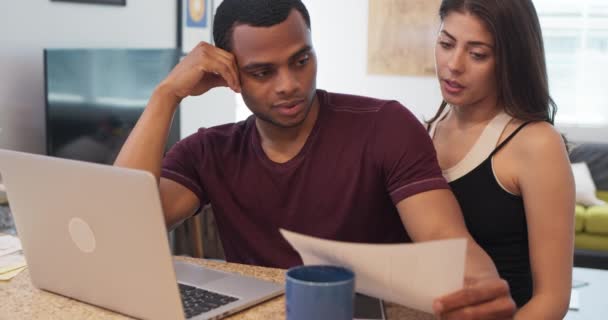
[114,41,240,228]
[397,189,516,319]
[115,85,200,228]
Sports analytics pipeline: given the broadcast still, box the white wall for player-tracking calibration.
[305,0,442,120]
[0,0,175,154]
[180,88,237,138]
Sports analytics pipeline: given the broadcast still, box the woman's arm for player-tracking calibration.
[513,122,574,319]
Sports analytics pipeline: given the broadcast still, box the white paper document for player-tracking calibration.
[0,235,22,257]
[0,252,27,281]
[0,253,26,273]
[280,229,466,313]
[569,290,580,311]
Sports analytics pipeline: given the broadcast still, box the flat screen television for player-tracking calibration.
[44,48,181,164]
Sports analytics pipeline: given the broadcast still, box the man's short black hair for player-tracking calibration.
[213,0,311,52]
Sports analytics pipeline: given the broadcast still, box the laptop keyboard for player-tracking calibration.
[179,283,239,318]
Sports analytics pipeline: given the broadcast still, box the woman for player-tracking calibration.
[428,0,574,318]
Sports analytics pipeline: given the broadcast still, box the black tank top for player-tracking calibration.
[448,122,533,307]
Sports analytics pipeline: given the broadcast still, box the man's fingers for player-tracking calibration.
[231,58,241,92]
[204,74,229,88]
[196,43,240,92]
[210,46,241,92]
[434,279,510,312]
[218,60,238,91]
[223,57,241,92]
[204,58,238,92]
[211,43,235,61]
[438,294,516,320]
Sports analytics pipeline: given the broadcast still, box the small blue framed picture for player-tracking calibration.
[179,0,214,54]
[187,0,208,28]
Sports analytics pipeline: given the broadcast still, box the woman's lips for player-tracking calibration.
[443,79,465,94]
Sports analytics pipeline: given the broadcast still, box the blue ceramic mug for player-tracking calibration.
[285,265,355,320]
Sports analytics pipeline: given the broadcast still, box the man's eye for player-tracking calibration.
[252,71,269,78]
[297,55,310,66]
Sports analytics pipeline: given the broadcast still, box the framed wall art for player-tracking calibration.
[368,0,441,76]
[178,0,215,54]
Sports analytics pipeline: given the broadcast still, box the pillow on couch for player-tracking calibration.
[569,142,608,190]
[572,162,606,207]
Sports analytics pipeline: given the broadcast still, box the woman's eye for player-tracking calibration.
[439,41,454,49]
[470,52,488,61]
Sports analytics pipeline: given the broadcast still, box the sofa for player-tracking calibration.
[570,142,608,269]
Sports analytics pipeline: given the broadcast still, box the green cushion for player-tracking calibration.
[598,190,608,203]
[585,205,608,235]
[575,205,586,233]
[575,233,608,251]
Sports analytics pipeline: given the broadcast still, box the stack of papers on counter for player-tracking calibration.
[0,234,26,281]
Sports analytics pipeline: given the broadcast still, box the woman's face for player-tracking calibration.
[435,11,498,109]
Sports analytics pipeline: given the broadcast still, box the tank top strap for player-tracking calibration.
[490,121,534,157]
[432,107,513,182]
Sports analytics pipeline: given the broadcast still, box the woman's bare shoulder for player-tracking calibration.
[508,120,567,160]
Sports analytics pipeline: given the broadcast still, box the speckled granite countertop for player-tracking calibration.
[0,256,434,319]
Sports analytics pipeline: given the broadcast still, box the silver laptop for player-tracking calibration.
[0,149,283,320]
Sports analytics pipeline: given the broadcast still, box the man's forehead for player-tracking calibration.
[231,10,311,63]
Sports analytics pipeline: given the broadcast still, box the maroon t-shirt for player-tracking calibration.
[162,90,448,268]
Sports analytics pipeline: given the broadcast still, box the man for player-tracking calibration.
[115,0,515,318]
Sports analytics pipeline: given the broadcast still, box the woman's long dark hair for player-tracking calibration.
[427,0,557,126]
